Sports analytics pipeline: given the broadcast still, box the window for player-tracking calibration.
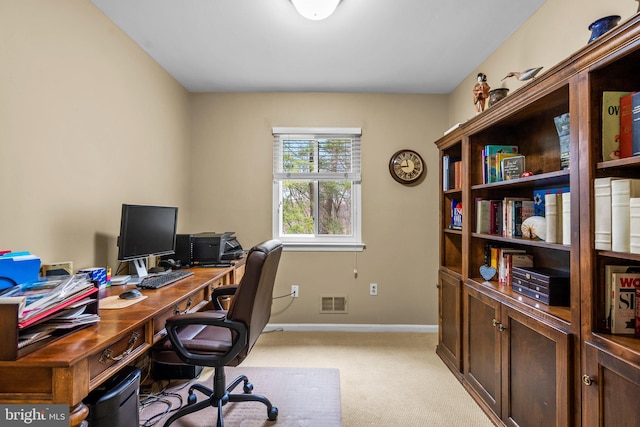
[272,127,363,251]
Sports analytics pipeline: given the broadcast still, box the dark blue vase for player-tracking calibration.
[588,15,621,43]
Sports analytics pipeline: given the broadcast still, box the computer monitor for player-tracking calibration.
[117,204,178,278]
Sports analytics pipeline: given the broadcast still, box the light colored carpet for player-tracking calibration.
[140,366,340,427]
[242,331,494,427]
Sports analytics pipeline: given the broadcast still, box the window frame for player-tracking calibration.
[272,127,364,252]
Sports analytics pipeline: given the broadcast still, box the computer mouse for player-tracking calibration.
[119,289,143,300]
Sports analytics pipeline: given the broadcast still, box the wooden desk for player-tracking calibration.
[0,263,243,427]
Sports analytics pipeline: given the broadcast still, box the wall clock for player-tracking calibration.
[389,149,426,185]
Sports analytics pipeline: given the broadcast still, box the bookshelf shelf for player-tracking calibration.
[434,14,640,426]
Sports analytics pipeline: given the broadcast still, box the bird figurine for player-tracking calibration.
[501,67,543,81]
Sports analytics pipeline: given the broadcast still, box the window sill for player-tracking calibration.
[281,242,365,252]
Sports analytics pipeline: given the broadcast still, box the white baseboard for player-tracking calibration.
[265,323,438,333]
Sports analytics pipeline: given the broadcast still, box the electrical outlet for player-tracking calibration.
[291,285,299,298]
[370,283,378,296]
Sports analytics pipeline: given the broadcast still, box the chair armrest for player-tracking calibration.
[211,284,239,310]
[165,311,247,366]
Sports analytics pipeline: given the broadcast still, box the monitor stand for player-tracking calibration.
[131,258,149,280]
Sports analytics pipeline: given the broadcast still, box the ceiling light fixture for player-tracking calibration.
[290,0,342,21]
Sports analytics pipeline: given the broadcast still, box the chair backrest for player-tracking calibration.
[227,239,283,362]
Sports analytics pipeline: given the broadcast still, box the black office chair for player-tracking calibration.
[154,239,283,427]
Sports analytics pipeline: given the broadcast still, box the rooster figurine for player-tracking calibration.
[501,67,543,81]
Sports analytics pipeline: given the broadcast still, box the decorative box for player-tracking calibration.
[511,266,570,306]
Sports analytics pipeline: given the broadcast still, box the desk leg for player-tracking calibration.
[69,402,89,427]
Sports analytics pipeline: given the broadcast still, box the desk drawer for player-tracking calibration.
[89,326,146,383]
[152,289,208,339]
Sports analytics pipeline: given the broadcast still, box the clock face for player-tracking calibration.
[389,149,425,185]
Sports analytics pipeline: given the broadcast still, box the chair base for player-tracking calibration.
[163,368,278,427]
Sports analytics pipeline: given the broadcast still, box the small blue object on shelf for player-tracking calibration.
[0,252,41,291]
[588,15,621,43]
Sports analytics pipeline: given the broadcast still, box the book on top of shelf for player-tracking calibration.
[484,145,518,183]
[450,199,462,230]
[501,155,525,180]
[476,199,491,234]
[562,192,571,245]
[602,91,631,161]
[619,92,635,159]
[495,152,520,182]
[554,113,570,170]
[610,271,640,334]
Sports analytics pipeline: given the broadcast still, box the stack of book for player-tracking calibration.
[532,187,571,245]
[481,145,523,184]
[604,265,640,335]
[601,91,640,161]
[442,155,462,191]
[484,244,534,286]
[475,197,534,238]
[595,177,640,253]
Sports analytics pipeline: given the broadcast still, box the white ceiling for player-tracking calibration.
[90,0,546,94]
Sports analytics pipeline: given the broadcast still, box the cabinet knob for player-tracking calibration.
[498,324,507,332]
[492,318,499,327]
[582,374,593,386]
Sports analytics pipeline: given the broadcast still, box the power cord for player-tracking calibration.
[272,291,295,299]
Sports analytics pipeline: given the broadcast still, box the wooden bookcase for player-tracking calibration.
[434,14,640,426]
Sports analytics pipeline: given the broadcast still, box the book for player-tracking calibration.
[514,200,535,238]
[502,197,529,237]
[611,179,640,252]
[562,192,571,245]
[485,145,518,183]
[602,91,631,161]
[442,155,449,190]
[610,272,640,334]
[631,198,640,254]
[554,113,570,170]
[633,92,640,156]
[605,265,633,331]
[594,177,619,250]
[498,248,527,285]
[495,152,519,182]
[544,193,562,244]
[453,160,462,190]
[450,199,462,230]
[476,199,491,234]
[619,92,634,159]
[533,187,570,217]
[501,155,525,180]
[489,200,502,235]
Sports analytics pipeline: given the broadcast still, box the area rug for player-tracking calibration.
[139,367,341,427]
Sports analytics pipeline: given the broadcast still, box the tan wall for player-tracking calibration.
[448,0,638,127]
[1,1,191,271]
[4,0,636,327]
[188,93,446,325]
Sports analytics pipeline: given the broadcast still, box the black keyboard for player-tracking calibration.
[137,270,194,289]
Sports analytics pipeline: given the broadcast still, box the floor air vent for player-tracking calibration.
[320,295,347,313]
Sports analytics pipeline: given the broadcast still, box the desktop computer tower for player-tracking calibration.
[84,366,141,427]
[160,233,193,268]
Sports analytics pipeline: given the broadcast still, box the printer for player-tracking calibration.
[167,232,244,267]
[192,232,244,265]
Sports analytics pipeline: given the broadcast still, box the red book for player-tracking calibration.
[619,92,634,158]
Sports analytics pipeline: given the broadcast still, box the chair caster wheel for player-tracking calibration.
[243,382,254,393]
[268,406,278,421]
[187,392,197,405]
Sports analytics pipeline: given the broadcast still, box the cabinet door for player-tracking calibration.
[464,285,502,418]
[437,270,462,374]
[583,341,640,427]
[502,306,571,427]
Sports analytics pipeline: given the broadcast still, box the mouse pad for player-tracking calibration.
[100,294,148,309]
